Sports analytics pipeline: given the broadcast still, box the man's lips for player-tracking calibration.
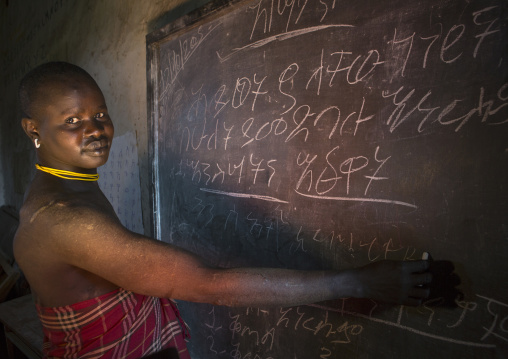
[82,141,109,153]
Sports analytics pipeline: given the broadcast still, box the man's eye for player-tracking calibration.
[65,117,80,124]
[95,112,105,119]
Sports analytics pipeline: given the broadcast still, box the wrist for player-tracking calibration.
[334,268,366,299]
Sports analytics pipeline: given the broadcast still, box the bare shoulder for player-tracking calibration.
[15,182,127,266]
[21,188,118,228]
[13,183,130,306]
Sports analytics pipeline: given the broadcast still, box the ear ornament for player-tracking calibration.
[34,139,40,148]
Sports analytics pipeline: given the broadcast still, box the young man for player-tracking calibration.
[14,62,432,358]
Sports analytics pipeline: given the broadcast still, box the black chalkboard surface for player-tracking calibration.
[146,0,508,357]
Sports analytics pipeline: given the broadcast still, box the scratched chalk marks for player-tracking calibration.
[147,0,507,357]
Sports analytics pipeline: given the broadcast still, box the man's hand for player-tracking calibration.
[353,260,433,306]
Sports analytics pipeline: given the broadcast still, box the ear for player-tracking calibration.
[21,117,40,142]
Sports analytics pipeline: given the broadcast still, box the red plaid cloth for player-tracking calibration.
[36,288,190,359]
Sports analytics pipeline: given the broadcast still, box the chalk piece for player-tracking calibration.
[422,252,429,260]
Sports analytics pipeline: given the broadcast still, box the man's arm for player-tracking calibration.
[41,202,432,307]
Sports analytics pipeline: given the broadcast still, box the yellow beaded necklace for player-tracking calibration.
[35,164,99,181]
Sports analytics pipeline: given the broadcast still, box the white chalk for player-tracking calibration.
[422,252,429,260]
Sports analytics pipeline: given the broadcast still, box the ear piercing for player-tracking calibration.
[34,139,40,148]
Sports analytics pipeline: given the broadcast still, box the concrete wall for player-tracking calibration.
[0,0,208,233]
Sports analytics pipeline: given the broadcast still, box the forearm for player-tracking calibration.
[179,260,432,307]
[194,267,361,307]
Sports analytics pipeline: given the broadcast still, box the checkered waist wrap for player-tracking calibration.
[36,288,190,359]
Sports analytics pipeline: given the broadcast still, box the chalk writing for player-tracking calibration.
[200,293,504,358]
[309,300,498,349]
[478,295,508,343]
[382,83,508,133]
[149,0,508,357]
[218,0,352,62]
[159,23,220,101]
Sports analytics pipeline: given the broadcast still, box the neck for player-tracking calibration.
[35,164,99,181]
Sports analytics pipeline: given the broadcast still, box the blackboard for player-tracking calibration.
[146,0,508,357]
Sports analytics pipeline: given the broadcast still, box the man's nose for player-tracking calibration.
[83,118,105,136]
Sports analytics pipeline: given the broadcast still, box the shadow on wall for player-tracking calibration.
[0,206,18,263]
[0,205,30,301]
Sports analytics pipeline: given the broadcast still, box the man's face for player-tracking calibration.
[34,74,114,172]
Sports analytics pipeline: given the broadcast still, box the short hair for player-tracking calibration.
[18,61,97,119]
